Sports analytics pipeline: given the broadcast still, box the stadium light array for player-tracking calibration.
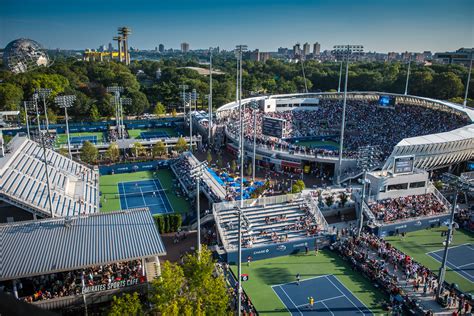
[35,88,52,130]
[107,86,125,139]
[190,161,208,260]
[55,95,76,159]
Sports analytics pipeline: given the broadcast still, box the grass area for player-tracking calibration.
[293,140,339,150]
[127,127,179,139]
[232,249,387,316]
[99,169,190,213]
[56,132,105,145]
[385,227,474,293]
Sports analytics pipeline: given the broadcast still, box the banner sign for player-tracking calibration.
[81,277,142,294]
[375,214,451,237]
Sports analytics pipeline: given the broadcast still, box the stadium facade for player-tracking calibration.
[216,92,474,182]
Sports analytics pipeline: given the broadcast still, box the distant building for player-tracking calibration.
[387,52,399,61]
[158,44,165,53]
[303,42,310,56]
[293,43,301,57]
[156,68,162,80]
[99,45,107,52]
[181,42,190,53]
[434,48,473,66]
[260,52,271,62]
[108,43,114,52]
[401,51,412,61]
[250,49,260,61]
[277,47,289,55]
[313,42,321,56]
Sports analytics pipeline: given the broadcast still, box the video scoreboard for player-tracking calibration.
[262,116,286,138]
[393,156,415,174]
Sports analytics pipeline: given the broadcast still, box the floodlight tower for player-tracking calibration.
[190,89,199,151]
[23,101,31,139]
[463,51,473,108]
[25,97,54,218]
[118,27,132,65]
[190,161,208,260]
[436,173,473,300]
[35,88,52,131]
[249,101,259,182]
[113,36,123,62]
[235,43,247,316]
[208,47,213,144]
[55,95,76,159]
[404,60,411,95]
[107,86,124,139]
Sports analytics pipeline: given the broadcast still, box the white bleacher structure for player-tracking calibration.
[0,135,99,218]
[213,193,328,251]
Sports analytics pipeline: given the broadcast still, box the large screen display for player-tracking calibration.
[378,95,396,108]
[262,116,285,138]
[394,156,415,174]
[467,161,474,171]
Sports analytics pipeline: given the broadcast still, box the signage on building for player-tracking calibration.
[81,277,142,295]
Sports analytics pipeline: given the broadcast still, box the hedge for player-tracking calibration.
[154,214,182,233]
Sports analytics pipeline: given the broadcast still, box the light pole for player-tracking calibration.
[356,145,382,236]
[463,51,473,108]
[191,161,207,260]
[337,60,343,93]
[106,86,124,139]
[234,205,252,316]
[189,89,198,152]
[36,88,52,131]
[26,97,54,218]
[300,56,308,93]
[209,47,213,144]
[336,45,350,185]
[23,101,30,139]
[404,60,411,96]
[436,173,473,299]
[120,97,132,139]
[55,95,76,159]
[235,44,247,316]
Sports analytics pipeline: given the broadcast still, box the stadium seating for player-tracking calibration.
[0,136,99,217]
[215,195,327,249]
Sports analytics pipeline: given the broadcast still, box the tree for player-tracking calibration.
[80,141,98,164]
[43,108,57,124]
[108,292,142,316]
[0,83,23,111]
[154,102,166,116]
[150,247,230,315]
[174,136,188,153]
[90,104,101,122]
[339,193,349,207]
[59,147,69,156]
[171,108,177,117]
[106,142,120,162]
[430,72,464,99]
[291,179,305,193]
[132,142,146,157]
[246,163,252,177]
[153,140,167,157]
[325,195,335,207]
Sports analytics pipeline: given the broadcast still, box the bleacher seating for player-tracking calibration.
[0,136,99,217]
[215,195,327,249]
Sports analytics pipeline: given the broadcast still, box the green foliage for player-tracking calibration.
[132,142,146,156]
[246,163,253,177]
[44,108,57,124]
[171,108,177,117]
[59,147,69,156]
[206,151,212,164]
[106,142,120,162]
[433,180,444,190]
[154,214,182,233]
[174,136,188,153]
[80,141,98,164]
[90,104,101,122]
[339,193,349,207]
[154,102,166,116]
[291,179,305,193]
[108,292,142,316]
[152,140,167,157]
[150,247,230,315]
[325,195,335,207]
[0,83,23,110]
[230,160,237,173]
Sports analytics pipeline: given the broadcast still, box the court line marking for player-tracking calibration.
[271,274,330,287]
[429,251,474,281]
[154,178,174,214]
[426,243,472,255]
[271,286,299,316]
[139,187,147,206]
[277,285,303,316]
[325,275,370,316]
[120,182,129,210]
[321,300,335,316]
[296,295,345,307]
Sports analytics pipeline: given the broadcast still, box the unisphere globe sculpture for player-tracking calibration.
[3,38,49,74]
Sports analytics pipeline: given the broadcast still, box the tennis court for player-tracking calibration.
[70,135,97,145]
[140,131,169,139]
[272,274,373,316]
[118,179,173,215]
[427,243,474,283]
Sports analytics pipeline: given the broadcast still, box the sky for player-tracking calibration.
[0,0,472,53]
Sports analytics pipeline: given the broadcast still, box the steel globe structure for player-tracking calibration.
[3,38,49,74]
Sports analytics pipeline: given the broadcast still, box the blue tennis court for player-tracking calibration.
[272,274,373,316]
[70,135,97,145]
[140,131,169,139]
[118,179,173,215]
[427,243,474,283]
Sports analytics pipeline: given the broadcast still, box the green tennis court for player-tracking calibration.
[127,127,179,139]
[232,249,386,316]
[384,227,474,293]
[99,169,190,213]
[56,132,105,145]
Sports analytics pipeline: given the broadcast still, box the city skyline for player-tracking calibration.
[0,0,472,52]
